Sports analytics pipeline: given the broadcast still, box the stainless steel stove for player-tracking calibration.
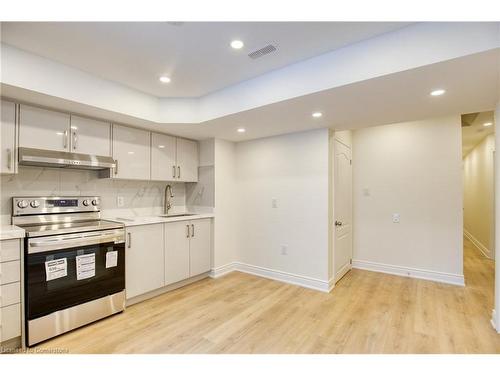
[12,196,126,346]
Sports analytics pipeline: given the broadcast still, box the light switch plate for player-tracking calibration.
[272,198,278,208]
[117,196,125,208]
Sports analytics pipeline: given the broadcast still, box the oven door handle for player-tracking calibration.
[28,229,125,254]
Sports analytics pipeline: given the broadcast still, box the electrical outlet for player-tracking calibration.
[117,196,125,207]
[280,244,288,255]
[272,198,278,208]
[392,213,400,223]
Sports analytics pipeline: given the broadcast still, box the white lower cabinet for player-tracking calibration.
[0,238,22,346]
[164,219,211,285]
[189,219,212,277]
[164,221,190,285]
[125,224,165,299]
[0,304,21,343]
[125,219,212,301]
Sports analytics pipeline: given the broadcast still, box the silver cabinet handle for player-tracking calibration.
[72,131,77,150]
[191,224,194,238]
[114,159,118,175]
[6,148,12,170]
[172,166,176,179]
[186,224,190,238]
[177,166,181,179]
[127,232,131,248]
[63,130,68,149]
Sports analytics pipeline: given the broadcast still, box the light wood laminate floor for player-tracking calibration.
[37,237,500,353]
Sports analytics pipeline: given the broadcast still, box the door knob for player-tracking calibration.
[335,220,343,227]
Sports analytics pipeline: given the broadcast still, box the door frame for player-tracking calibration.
[330,130,353,287]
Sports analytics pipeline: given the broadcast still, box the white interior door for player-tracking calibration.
[334,139,353,283]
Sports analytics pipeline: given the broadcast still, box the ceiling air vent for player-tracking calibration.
[461,113,479,127]
[248,44,277,59]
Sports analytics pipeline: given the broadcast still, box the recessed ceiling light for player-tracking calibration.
[237,128,246,133]
[230,40,244,49]
[158,145,165,148]
[483,122,493,127]
[312,112,323,118]
[430,89,445,96]
[159,76,171,83]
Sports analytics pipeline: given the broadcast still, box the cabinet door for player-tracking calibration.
[19,105,70,152]
[112,124,150,180]
[189,219,211,276]
[0,304,21,343]
[0,100,16,174]
[176,138,198,182]
[125,224,164,299]
[70,115,111,156]
[164,221,190,285]
[151,132,176,181]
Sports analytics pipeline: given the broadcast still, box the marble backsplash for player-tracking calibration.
[0,167,188,224]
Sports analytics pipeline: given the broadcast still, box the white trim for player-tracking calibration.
[210,262,331,293]
[491,309,498,332]
[328,277,335,292]
[352,259,465,286]
[209,262,237,278]
[463,229,493,259]
[334,262,352,284]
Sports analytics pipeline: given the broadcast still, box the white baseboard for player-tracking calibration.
[492,309,499,333]
[352,259,465,286]
[209,262,238,278]
[463,229,493,259]
[210,262,331,293]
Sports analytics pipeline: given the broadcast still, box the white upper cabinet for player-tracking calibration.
[19,104,71,152]
[70,115,111,156]
[176,138,198,182]
[151,132,176,181]
[112,124,150,180]
[1,100,17,174]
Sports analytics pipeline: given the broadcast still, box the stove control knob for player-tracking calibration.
[30,200,40,208]
[82,199,90,206]
[92,199,99,206]
[17,200,28,209]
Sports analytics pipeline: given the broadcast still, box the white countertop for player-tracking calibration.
[0,225,25,240]
[103,213,215,227]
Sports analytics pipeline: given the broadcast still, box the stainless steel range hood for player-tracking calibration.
[18,147,116,170]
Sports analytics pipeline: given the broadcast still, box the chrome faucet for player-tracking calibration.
[164,184,174,215]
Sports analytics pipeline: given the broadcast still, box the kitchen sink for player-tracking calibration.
[158,213,196,218]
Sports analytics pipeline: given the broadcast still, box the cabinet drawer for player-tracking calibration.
[0,239,21,262]
[0,303,21,342]
[0,261,21,285]
[0,282,21,307]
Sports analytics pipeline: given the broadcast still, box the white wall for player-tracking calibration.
[352,116,464,283]
[463,134,495,258]
[495,101,500,332]
[212,139,238,269]
[235,128,330,282]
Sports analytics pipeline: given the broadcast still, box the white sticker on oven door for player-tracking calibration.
[106,251,118,268]
[76,253,96,280]
[45,258,67,281]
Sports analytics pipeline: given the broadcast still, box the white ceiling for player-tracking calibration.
[462,111,495,157]
[160,49,499,141]
[0,22,411,97]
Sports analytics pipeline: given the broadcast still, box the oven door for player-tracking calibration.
[25,229,125,321]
